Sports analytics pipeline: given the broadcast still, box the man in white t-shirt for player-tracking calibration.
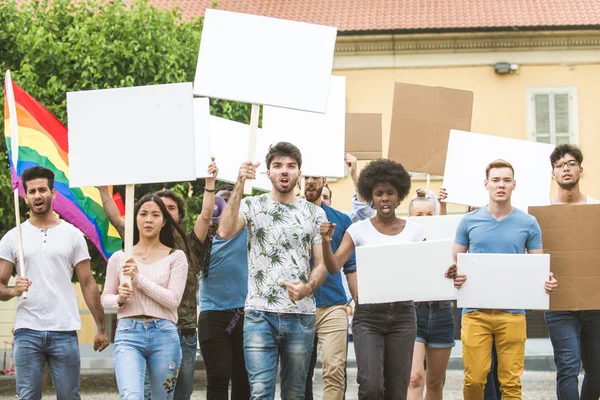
[218,142,328,399]
[0,166,108,399]
[544,144,600,399]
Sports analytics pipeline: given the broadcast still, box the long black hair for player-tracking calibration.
[133,194,189,255]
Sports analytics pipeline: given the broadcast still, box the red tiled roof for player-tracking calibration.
[150,0,600,33]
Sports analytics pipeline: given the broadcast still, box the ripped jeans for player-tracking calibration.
[114,318,182,399]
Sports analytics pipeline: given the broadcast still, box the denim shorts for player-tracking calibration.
[415,301,456,348]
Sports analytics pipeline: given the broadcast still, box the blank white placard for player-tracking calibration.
[194,9,337,113]
[259,76,346,178]
[442,130,554,211]
[356,240,456,304]
[194,98,212,178]
[457,253,550,310]
[406,215,463,241]
[67,83,196,187]
[209,116,271,191]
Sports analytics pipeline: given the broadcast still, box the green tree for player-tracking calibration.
[0,0,254,282]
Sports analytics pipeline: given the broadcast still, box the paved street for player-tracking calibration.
[0,368,568,399]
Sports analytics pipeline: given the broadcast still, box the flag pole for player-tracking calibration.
[5,71,27,300]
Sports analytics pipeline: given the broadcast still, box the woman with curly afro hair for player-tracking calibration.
[320,159,426,399]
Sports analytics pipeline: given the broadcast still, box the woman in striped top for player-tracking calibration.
[101,194,189,399]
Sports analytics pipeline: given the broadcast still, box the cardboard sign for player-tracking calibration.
[388,83,473,175]
[194,9,337,113]
[529,204,600,311]
[193,98,213,178]
[260,76,346,178]
[457,253,550,310]
[406,215,463,241]
[67,83,196,187]
[208,116,271,191]
[345,113,382,159]
[443,130,554,211]
[356,240,456,304]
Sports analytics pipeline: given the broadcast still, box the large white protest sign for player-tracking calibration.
[406,215,463,241]
[194,9,337,113]
[442,130,554,211]
[68,83,196,187]
[457,253,550,310]
[67,82,197,282]
[193,98,213,178]
[356,240,456,304]
[260,76,346,178]
[209,116,271,191]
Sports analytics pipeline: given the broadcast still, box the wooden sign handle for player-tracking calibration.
[122,184,135,285]
[243,104,261,195]
[13,189,27,300]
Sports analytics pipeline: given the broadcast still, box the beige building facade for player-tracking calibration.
[328,30,600,214]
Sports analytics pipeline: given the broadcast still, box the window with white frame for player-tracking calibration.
[526,87,578,145]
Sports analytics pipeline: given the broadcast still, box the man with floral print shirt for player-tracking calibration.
[219,142,328,399]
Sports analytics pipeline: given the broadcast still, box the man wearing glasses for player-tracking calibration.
[545,144,600,400]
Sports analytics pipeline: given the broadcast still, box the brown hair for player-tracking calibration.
[265,142,302,170]
[485,159,514,179]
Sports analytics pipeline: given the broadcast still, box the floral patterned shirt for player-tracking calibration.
[240,194,326,314]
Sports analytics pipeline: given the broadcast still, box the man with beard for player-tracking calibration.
[544,144,600,400]
[218,142,328,399]
[303,176,356,400]
[0,166,109,399]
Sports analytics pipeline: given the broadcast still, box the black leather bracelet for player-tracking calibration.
[204,188,215,193]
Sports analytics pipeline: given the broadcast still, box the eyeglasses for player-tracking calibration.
[553,160,580,169]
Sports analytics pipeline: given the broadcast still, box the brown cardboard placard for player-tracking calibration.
[529,204,600,311]
[345,113,382,159]
[388,83,473,175]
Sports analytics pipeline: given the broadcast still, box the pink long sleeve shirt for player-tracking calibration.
[101,250,189,324]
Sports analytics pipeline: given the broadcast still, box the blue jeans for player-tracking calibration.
[114,319,182,399]
[415,301,456,348]
[13,329,81,400]
[143,330,196,400]
[174,330,198,400]
[545,310,600,400]
[244,310,316,399]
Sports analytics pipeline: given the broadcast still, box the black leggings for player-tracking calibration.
[198,310,250,400]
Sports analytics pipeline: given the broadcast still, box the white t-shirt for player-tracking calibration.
[0,220,91,331]
[542,195,600,205]
[347,218,426,247]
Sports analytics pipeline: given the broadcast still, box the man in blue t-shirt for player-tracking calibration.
[303,176,357,400]
[447,159,557,400]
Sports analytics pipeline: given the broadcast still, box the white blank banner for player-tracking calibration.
[193,98,212,178]
[209,116,271,191]
[406,215,463,241]
[260,76,346,178]
[457,253,550,310]
[67,83,196,187]
[356,240,456,304]
[194,9,337,113]
[443,130,554,211]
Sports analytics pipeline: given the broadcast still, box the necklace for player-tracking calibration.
[140,246,159,261]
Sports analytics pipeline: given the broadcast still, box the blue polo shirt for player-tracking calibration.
[455,207,542,315]
[312,203,357,307]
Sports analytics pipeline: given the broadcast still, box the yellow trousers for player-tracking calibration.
[461,310,526,400]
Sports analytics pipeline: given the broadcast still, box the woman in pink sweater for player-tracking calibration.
[102,194,189,399]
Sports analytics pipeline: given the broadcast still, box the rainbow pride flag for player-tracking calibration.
[3,75,122,260]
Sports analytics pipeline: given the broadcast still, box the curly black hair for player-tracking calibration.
[357,159,412,204]
[550,144,583,167]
